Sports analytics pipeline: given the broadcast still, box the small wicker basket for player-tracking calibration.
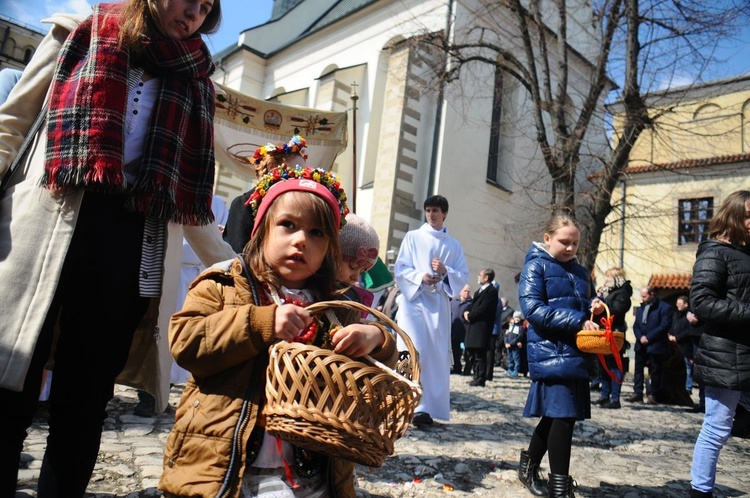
[263,300,422,467]
[575,302,624,355]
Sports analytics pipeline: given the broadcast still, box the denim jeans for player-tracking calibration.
[684,357,693,391]
[506,347,521,374]
[600,356,623,402]
[691,386,749,492]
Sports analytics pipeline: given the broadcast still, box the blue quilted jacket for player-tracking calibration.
[519,243,592,380]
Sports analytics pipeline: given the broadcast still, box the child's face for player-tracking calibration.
[544,225,580,263]
[263,193,329,289]
[337,260,368,287]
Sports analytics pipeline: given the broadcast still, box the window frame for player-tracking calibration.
[678,196,713,246]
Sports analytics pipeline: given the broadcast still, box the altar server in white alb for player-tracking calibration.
[395,195,469,426]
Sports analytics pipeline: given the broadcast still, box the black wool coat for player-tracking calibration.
[464,284,499,349]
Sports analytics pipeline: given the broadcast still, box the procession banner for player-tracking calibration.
[214,83,348,174]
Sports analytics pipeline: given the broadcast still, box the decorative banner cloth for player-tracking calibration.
[213,83,348,179]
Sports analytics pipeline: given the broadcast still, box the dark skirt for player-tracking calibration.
[523,378,591,420]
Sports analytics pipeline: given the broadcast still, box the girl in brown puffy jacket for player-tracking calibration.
[159,167,397,498]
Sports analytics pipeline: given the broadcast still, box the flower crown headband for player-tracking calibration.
[245,165,350,228]
[252,135,308,166]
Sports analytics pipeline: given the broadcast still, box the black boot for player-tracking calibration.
[690,489,713,498]
[518,450,547,496]
[548,473,575,498]
[134,390,156,417]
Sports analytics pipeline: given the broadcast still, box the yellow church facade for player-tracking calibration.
[596,75,750,307]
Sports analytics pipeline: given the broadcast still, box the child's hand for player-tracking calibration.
[274,304,312,342]
[590,299,605,315]
[581,320,599,331]
[330,323,385,357]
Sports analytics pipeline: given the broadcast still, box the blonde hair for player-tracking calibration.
[245,191,339,297]
[544,212,580,237]
[605,267,626,279]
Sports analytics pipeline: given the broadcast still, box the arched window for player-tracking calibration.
[692,103,721,120]
[23,47,34,64]
[486,65,518,191]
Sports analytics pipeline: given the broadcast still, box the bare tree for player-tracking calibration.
[418,0,749,268]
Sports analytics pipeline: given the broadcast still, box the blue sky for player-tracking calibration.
[2,0,274,54]
[3,0,750,84]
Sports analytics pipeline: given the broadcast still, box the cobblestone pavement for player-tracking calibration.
[16,372,750,497]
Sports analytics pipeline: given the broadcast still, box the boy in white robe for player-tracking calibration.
[394,195,469,425]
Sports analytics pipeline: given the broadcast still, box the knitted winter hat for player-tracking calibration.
[513,310,524,319]
[339,213,379,270]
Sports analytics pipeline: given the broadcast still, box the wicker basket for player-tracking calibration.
[263,300,422,467]
[575,302,625,355]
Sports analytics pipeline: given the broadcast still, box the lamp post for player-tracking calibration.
[350,81,359,214]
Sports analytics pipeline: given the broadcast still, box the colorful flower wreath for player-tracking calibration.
[251,135,308,166]
[246,165,350,228]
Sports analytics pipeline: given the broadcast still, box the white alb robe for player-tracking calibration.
[394,223,468,420]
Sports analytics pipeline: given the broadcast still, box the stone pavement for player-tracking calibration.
[15,372,750,497]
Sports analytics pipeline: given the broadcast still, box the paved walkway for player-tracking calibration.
[16,372,750,497]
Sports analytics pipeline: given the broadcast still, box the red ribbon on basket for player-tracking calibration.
[276,437,299,489]
[596,314,623,384]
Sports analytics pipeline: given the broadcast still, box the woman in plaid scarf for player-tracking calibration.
[0,1,229,496]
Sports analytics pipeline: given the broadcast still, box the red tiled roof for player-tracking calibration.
[625,152,750,175]
[588,152,750,179]
[648,273,692,290]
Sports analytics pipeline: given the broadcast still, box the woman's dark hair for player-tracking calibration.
[118,0,222,50]
[245,191,339,298]
[708,190,750,245]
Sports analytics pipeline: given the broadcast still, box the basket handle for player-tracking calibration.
[304,300,421,385]
[590,300,611,323]
[589,300,623,383]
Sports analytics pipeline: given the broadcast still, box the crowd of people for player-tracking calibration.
[0,1,748,498]
[436,195,750,498]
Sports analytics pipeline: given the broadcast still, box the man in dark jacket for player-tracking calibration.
[464,269,499,387]
[450,285,472,374]
[669,296,694,392]
[626,287,673,405]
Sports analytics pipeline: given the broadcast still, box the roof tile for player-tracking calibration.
[648,273,692,290]
[625,152,750,175]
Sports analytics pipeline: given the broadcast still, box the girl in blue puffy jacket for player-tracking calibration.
[516,213,598,498]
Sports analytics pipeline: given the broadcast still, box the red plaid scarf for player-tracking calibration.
[43,3,216,225]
